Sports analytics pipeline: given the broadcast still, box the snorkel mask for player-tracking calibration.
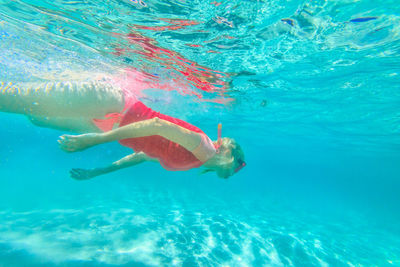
[215,123,246,173]
[234,159,246,173]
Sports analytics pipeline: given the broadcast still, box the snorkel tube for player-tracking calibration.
[218,123,222,144]
[214,122,246,174]
[215,123,222,153]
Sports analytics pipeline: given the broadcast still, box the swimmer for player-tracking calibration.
[0,78,245,179]
[58,101,246,180]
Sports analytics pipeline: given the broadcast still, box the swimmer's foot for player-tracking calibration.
[58,133,101,152]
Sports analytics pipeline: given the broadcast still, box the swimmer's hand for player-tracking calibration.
[70,168,97,180]
[69,152,155,180]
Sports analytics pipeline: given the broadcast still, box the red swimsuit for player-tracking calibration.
[93,101,214,171]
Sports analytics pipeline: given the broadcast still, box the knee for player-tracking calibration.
[149,117,164,133]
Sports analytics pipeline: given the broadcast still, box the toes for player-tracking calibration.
[58,133,98,153]
[58,139,71,152]
[59,134,72,142]
[58,135,78,152]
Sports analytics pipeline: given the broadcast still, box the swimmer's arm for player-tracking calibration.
[100,117,202,151]
[70,152,158,180]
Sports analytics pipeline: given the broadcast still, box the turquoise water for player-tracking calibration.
[1,0,400,266]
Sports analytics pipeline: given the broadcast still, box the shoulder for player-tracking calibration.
[191,134,216,163]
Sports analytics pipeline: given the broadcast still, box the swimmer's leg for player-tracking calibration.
[28,115,101,133]
[58,118,162,152]
[0,80,124,118]
[58,117,200,152]
[70,152,158,180]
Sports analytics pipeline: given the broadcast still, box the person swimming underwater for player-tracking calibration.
[0,74,245,180]
[58,100,246,180]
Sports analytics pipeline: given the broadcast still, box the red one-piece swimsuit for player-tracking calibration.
[93,101,214,171]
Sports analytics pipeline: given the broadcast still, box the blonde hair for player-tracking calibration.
[200,137,245,175]
[219,137,245,163]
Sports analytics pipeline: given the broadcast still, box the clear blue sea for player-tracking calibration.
[1,0,400,266]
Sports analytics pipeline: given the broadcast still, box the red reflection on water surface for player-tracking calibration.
[111,30,230,104]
